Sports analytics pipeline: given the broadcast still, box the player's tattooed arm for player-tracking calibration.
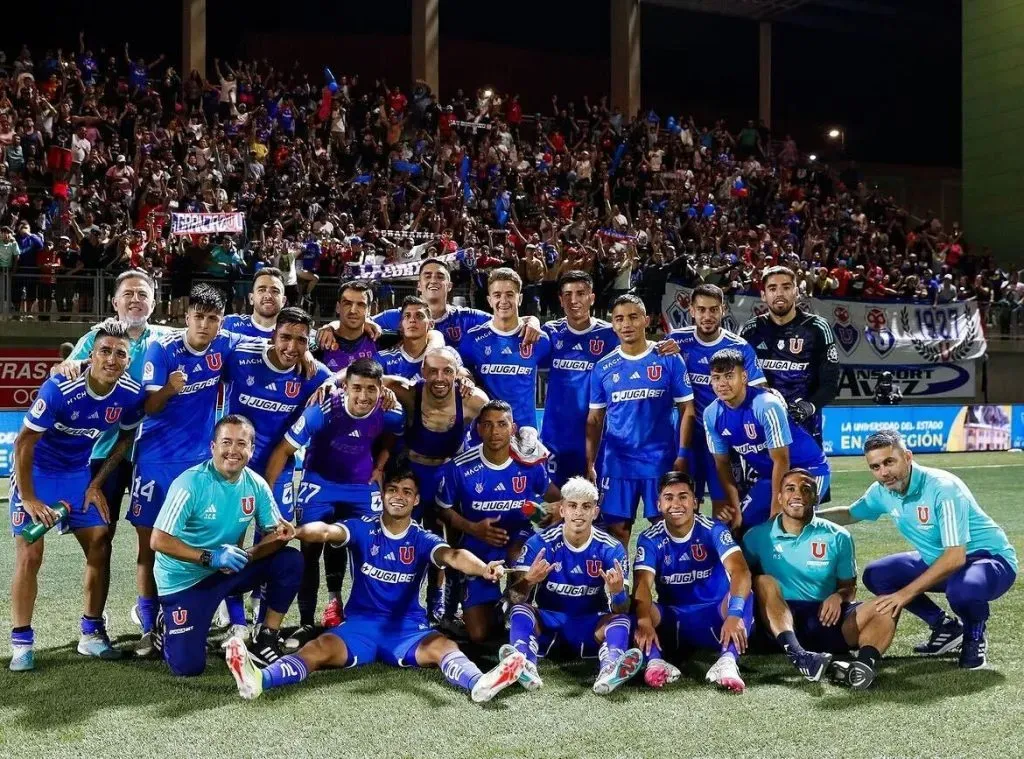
[263,438,299,491]
[599,559,629,613]
[435,546,505,582]
[632,570,661,656]
[509,547,555,601]
[13,427,62,527]
[294,521,349,545]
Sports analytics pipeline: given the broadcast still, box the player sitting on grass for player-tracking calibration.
[633,472,754,693]
[743,469,896,688]
[9,319,146,670]
[502,476,644,696]
[226,470,526,703]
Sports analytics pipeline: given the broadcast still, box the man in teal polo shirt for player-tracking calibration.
[744,468,897,689]
[819,430,1017,670]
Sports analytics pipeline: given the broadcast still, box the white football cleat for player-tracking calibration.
[226,637,264,700]
[220,624,251,649]
[644,658,682,688]
[705,654,745,693]
[499,644,544,690]
[471,651,526,703]
[593,648,644,695]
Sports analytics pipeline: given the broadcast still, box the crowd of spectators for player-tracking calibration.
[0,36,1022,333]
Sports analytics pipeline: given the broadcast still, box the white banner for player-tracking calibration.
[662,283,987,366]
[835,363,976,400]
[345,251,465,281]
[170,213,245,235]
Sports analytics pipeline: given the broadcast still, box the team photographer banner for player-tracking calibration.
[836,364,975,400]
[662,284,987,365]
[170,212,245,235]
[822,404,1013,456]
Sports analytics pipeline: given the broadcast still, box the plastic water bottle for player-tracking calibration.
[20,500,71,544]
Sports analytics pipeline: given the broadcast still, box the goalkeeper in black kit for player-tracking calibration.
[740,266,840,452]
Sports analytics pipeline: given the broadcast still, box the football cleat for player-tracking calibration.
[914,618,964,656]
[220,624,251,650]
[226,637,264,700]
[593,648,644,695]
[249,627,286,667]
[322,598,343,629]
[9,646,34,672]
[959,634,987,670]
[77,631,123,660]
[130,603,141,628]
[213,601,231,631]
[471,650,525,703]
[644,658,682,688]
[830,660,876,690]
[705,654,745,693]
[499,644,543,690]
[135,631,158,658]
[284,624,319,652]
[793,650,833,682]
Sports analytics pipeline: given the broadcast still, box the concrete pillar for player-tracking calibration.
[758,21,771,127]
[610,0,641,119]
[412,0,439,93]
[182,0,207,78]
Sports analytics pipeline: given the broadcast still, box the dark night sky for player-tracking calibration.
[3,0,960,166]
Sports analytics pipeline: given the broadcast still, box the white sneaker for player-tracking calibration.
[471,651,525,703]
[226,637,264,700]
[644,658,681,688]
[220,624,251,650]
[213,601,231,630]
[705,654,745,693]
[130,603,141,628]
[499,644,543,690]
[593,648,644,695]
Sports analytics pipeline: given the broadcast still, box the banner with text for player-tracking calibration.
[662,284,987,367]
[0,348,63,409]
[835,364,976,400]
[170,212,245,236]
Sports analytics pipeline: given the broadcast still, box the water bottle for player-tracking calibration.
[521,500,547,526]
[21,500,72,544]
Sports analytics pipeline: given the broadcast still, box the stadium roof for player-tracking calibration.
[641,0,954,29]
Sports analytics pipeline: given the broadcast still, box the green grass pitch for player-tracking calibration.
[1,452,1022,759]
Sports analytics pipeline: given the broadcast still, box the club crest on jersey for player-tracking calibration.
[519,343,534,359]
[586,559,603,577]
[446,326,462,342]
[612,373,620,383]
[512,476,527,494]
[647,364,663,382]
[811,542,827,559]
[205,352,223,371]
[789,338,804,354]
[744,423,758,439]
[285,381,302,399]
[691,543,707,561]
[399,546,415,564]
[832,306,859,354]
[172,609,188,626]
[475,481,484,494]
[371,544,380,556]
[241,496,255,516]
[917,506,929,523]
[777,340,785,351]
[12,511,25,526]
[590,339,605,355]
[865,308,895,358]
[246,375,255,386]
[104,406,122,424]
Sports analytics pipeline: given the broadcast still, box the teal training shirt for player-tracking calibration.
[849,463,1018,573]
[743,515,857,602]
[153,460,281,596]
[71,323,176,460]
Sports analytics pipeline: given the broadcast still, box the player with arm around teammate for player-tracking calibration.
[224,470,526,703]
[818,431,1017,670]
[632,472,754,693]
[743,469,896,688]
[502,476,645,695]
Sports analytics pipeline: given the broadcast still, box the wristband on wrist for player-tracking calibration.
[610,589,629,607]
[727,595,746,618]
[677,446,688,460]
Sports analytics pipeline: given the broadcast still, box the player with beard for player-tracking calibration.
[222,268,287,338]
[740,267,839,459]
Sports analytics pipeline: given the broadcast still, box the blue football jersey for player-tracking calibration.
[634,515,739,606]
[23,370,146,473]
[339,515,449,621]
[374,304,489,348]
[222,343,332,475]
[459,321,551,430]
[137,330,246,464]
[512,524,628,616]
[222,313,276,340]
[378,346,425,381]
[669,327,765,421]
[703,385,827,478]
[589,345,693,479]
[436,445,550,562]
[540,318,618,453]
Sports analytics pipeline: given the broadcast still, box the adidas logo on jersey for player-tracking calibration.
[571,565,582,575]
[573,343,583,351]
[630,372,640,380]
[722,429,732,436]
[89,411,99,419]
[698,356,709,364]
[348,430,361,437]
[384,552,395,560]
[757,342,768,351]
[203,505,217,520]
[265,382,278,391]
[494,483,506,491]
[501,347,513,355]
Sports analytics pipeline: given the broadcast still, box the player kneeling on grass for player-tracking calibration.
[9,319,146,671]
[152,414,302,676]
[226,470,526,703]
[502,477,643,696]
[743,469,896,688]
[633,472,753,693]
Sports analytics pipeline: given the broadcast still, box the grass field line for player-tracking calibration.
[830,461,1024,473]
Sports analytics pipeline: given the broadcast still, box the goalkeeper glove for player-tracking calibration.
[788,399,816,423]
